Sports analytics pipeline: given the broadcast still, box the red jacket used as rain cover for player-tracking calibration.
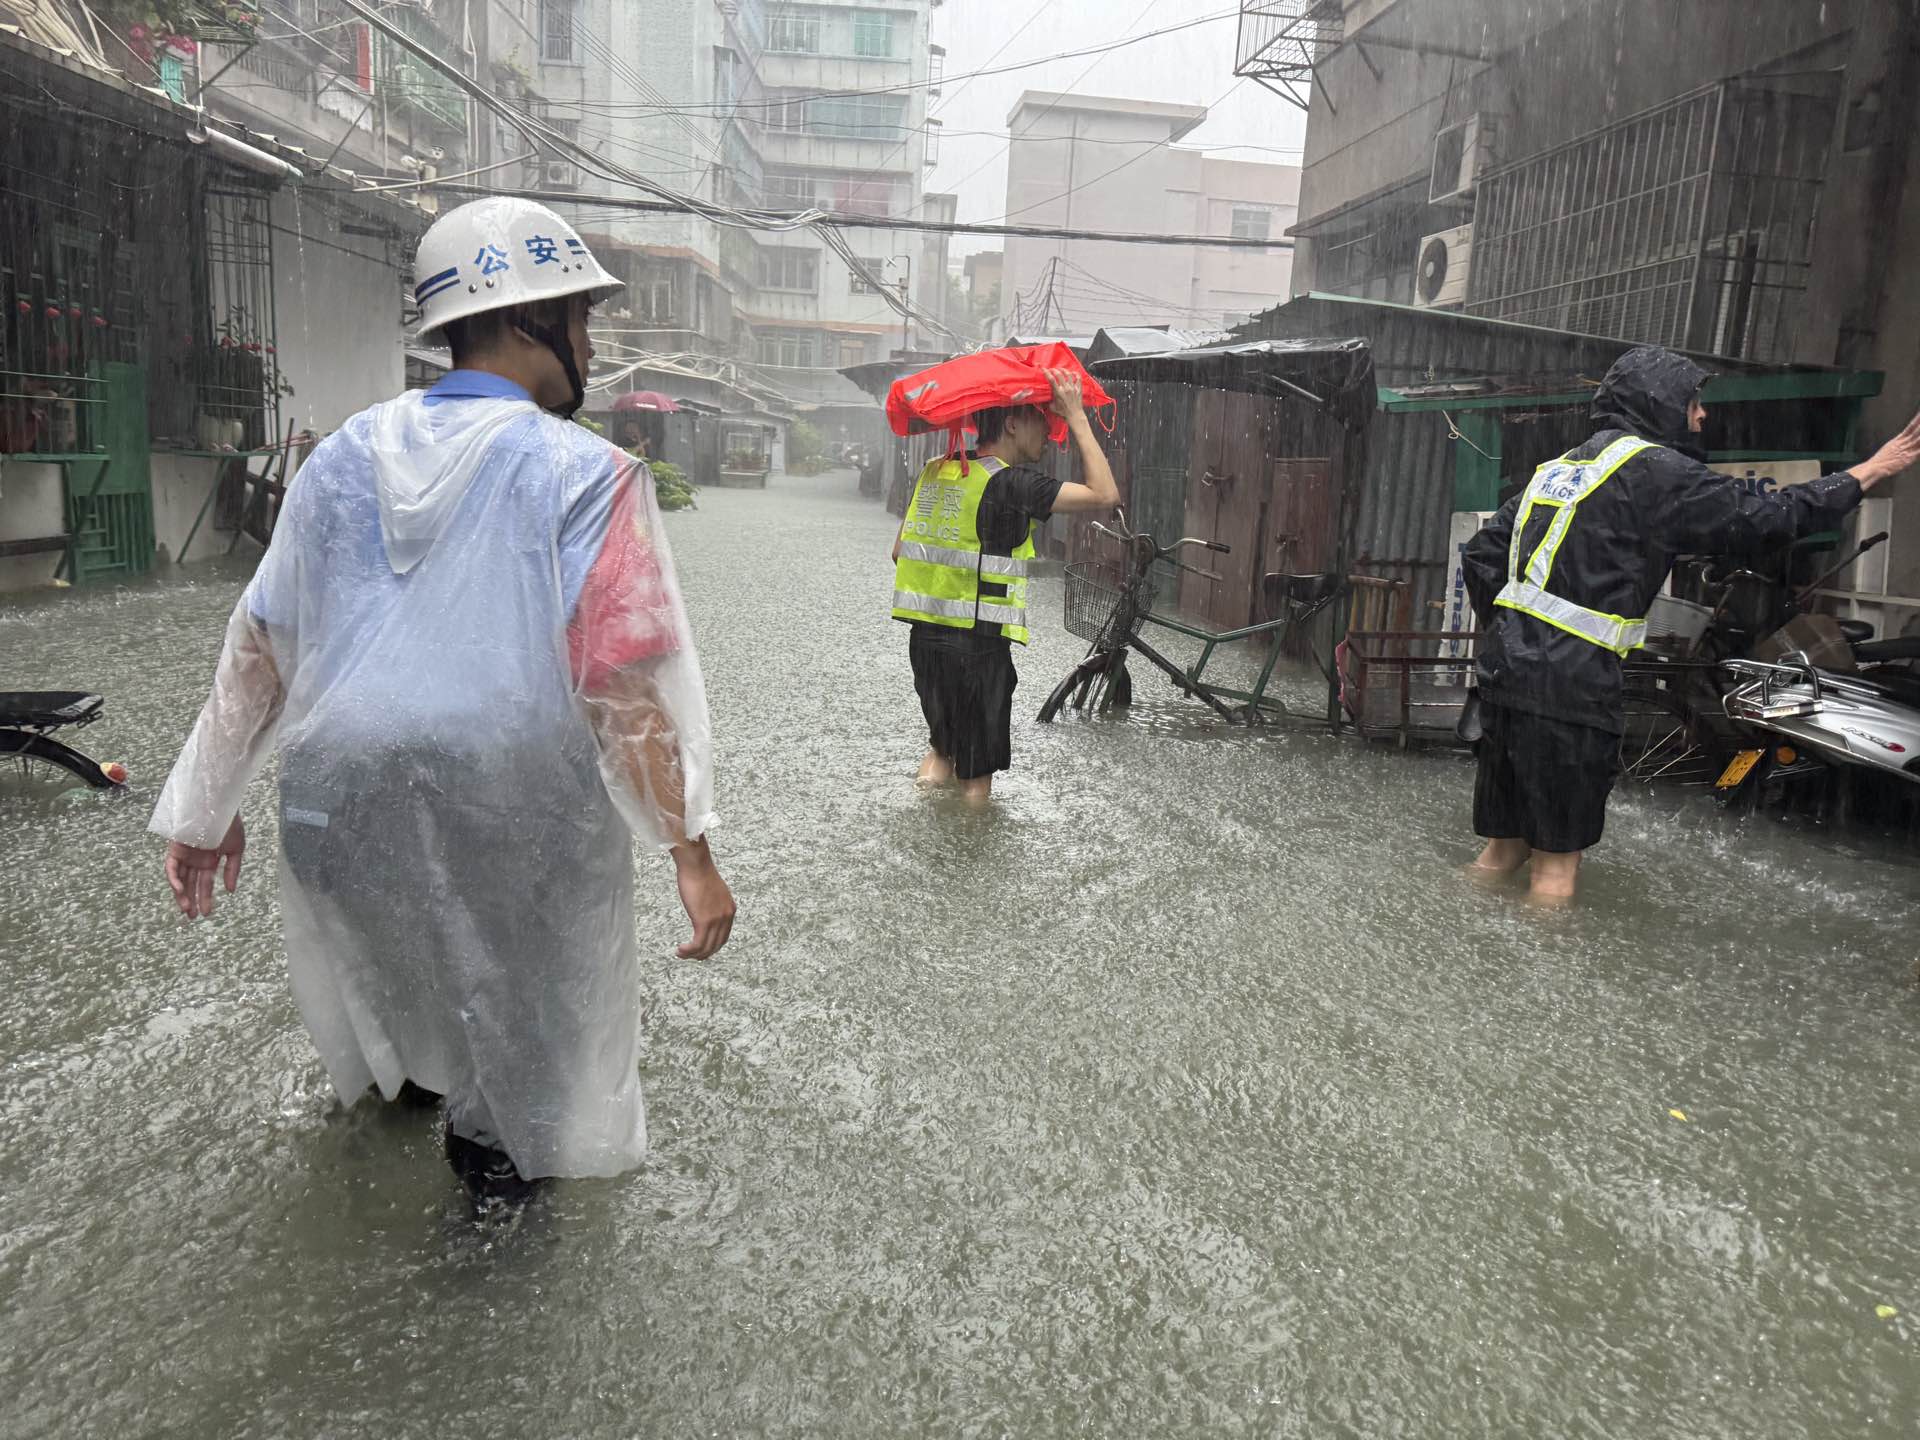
[885,344,1113,447]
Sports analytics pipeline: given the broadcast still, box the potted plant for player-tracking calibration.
[187,309,292,449]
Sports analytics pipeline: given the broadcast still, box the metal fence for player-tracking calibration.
[1467,77,1840,362]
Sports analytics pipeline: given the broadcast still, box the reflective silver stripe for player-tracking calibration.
[1494,580,1647,655]
[1525,502,1579,585]
[976,601,1028,626]
[895,543,1027,578]
[897,540,978,569]
[893,589,975,619]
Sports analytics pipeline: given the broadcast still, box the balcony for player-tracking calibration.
[1233,0,1343,109]
[375,5,468,134]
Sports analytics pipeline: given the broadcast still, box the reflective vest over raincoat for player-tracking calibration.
[891,455,1037,644]
[1494,435,1657,656]
[1463,344,1865,733]
[150,369,714,1180]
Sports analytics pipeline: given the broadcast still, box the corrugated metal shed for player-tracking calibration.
[1235,292,1883,622]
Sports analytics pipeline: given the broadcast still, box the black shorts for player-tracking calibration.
[909,625,1017,781]
[1472,701,1620,853]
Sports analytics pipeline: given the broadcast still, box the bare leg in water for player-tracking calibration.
[917,750,991,804]
[1471,837,1531,880]
[1470,838,1581,904]
[1527,850,1580,905]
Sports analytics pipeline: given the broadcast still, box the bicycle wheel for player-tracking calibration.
[1039,658,1096,723]
[1616,683,1722,787]
[0,731,120,797]
[1104,660,1134,710]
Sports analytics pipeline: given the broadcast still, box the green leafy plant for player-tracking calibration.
[787,419,828,475]
[650,459,698,512]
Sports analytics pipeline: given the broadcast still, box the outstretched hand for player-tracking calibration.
[164,815,246,920]
[1045,366,1086,422]
[1860,408,1920,490]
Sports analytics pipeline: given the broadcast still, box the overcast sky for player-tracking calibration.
[922,0,1310,257]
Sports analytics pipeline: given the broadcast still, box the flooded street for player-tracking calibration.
[5,469,1920,1437]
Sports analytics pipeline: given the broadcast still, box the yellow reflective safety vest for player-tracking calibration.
[1494,434,1657,656]
[891,455,1037,645]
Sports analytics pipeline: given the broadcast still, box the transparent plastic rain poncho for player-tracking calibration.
[150,380,713,1178]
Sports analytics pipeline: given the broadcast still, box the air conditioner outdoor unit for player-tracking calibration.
[1413,224,1473,310]
[1429,115,1487,204]
[543,160,578,189]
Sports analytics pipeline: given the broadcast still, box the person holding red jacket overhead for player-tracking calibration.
[889,363,1120,799]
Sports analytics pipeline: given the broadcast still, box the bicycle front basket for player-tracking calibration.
[1064,561,1155,643]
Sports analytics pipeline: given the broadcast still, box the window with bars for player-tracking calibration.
[763,170,818,207]
[540,0,576,63]
[1229,206,1271,241]
[848,256,887,294]
[768,8,821,53]
[757,247,819,293]
[634,264,676,324]
[807,93,907,140]
[852,11,894,58]
[1465,77,1839,362]
[834,176,899,216]
[755,331,815,367]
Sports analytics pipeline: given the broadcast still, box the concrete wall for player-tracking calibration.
[270,191,408,438]
[0,461,66,591]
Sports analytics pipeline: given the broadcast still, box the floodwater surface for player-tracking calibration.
[3,471,1918,1437]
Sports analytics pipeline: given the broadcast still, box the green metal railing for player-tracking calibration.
[377,12,468,132]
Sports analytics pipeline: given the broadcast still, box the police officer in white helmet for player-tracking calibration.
[150,197,736,1211]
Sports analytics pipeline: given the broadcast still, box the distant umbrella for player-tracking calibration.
[612,390,681,413]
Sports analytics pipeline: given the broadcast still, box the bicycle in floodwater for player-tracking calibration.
[1037,512,1344,726]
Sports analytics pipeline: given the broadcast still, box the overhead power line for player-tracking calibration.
[437,183,1298,249]
[519,9,1240,116]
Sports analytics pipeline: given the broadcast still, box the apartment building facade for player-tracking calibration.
[999,92,1298,338]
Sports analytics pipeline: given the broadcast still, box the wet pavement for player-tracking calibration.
[3,468,1919,1437]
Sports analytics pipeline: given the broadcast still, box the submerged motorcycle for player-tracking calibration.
[0,692,129,797]
[1722,635,1920,791]
[1715,532,1920,799]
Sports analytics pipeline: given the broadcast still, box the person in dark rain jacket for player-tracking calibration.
[1461,344,1920,902]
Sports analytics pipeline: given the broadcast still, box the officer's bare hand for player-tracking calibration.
[1859,408,1920,490]
[672,838,735,960]
[1045,367,1086,421]
[164,815,246,920]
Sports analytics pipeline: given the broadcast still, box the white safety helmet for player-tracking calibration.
[411,195,622,343]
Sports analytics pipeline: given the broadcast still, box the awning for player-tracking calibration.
[1088,336,1377,432]
[1081,326,1233,363]
[838,350,955,403]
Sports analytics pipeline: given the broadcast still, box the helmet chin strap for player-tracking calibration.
[519,319,586,419]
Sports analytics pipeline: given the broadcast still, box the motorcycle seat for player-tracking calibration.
[1837,619,1875,645]
[1851,636,1920,664]
[0,692,103,728]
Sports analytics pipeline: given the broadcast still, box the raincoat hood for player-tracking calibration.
[1590,345,1710,461]
[367,391,539,573]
